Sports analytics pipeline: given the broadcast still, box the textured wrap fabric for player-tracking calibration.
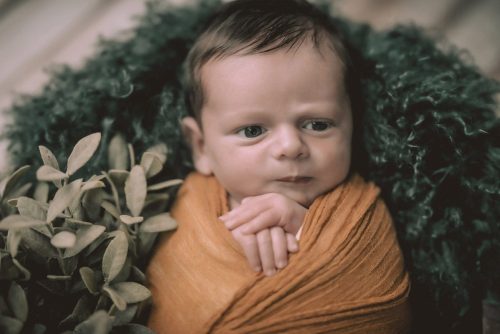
[147,172,411,333]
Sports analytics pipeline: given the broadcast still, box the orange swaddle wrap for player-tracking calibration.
[147,172,411,333]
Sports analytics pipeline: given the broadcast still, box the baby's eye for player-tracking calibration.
[302,120,333,131]
[237,125,266,138]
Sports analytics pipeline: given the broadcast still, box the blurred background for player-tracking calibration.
[0,0,499,176]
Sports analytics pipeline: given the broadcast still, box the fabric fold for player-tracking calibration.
[147,172,410,333]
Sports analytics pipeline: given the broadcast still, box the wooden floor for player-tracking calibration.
[0,0,499,176]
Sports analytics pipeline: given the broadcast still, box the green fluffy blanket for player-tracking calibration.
[4,0,499,332]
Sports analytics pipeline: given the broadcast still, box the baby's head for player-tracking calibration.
[182,0,357,208]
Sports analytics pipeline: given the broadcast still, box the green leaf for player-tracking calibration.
[16,196,47,221]
[146,143,168,164]
[81,233,107,258]
[66,133,101,176]
[0,215,48,231]
[46,179,82,222]
[108,169,129,188]
[127,144,136,167]
[74,310,113,334]
[101,201,120,220]
[120,215,143,225]
[102,285,127,311]
[68,190,85,218]
[82,188,106,221]
[64,225,106,258]
[38,146,63,188]
[140,213,177,233]
[36,165,68,182]
[124,166,146,217]
[80,267,99,295]
[112,304,138,326]
[12,258,31,280]
[130,266,146,285]
[51,231,76,248]
[111,257,132,284]
[6,198,18,207]
[8,282,28,322]
[47,275,72,281]
[82,180,105,192]
[143,193,169,212]
[0,315,24,334]
[7,230,22,257]
[102,231,128,282]
[33,182,49,203]
[38,145,60,170]
[30,224,52,238]
[10,183,32,199]
[1,165,30,200]
[111,281,151,303]
[64,218,93,227]
[108,133,129,170]
[18,227,57,258]
[140,152,163,179]
[137,232,157,257]
[147,178,183,191]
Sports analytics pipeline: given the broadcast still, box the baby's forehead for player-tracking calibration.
[200,38,347,86]
[199,41,350,118]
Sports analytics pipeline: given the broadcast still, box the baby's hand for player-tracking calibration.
[221,193,307,236]
[230,226,297,276]
[220,193,307,276]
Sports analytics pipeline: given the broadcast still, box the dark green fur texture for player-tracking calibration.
[4,1,499,332]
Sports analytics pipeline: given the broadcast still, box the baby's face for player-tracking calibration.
[188,41,352,208]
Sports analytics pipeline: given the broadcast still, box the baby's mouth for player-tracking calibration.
[277,176,312,184]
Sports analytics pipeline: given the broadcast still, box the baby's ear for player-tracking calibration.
[181,117,213,175]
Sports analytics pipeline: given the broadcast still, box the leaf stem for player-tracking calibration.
[102,172,121,215]
[128,144,135,167]
[108,304,117,316]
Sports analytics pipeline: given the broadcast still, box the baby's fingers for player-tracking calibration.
[232,228,261,272]
[286,233,299,253]
[220,205,262,230]
[256,229,276,276]
[270,227,288,269]
[240,209,279,234]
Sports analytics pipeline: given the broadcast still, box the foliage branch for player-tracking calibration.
[0,133,180,334]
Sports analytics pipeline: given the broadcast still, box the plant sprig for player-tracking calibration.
[0,132,181,334]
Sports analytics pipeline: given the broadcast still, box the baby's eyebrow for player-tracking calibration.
[292,103,344,115]
[230,107,272,119]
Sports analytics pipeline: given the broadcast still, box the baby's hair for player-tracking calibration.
[184,0,357,123]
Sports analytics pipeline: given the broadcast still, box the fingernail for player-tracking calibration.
[277,261,287,269]
[265,269,276,276]
[253,266,262,272]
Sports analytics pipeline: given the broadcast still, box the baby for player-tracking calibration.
[181,0,355,276]
[147,2,411,331]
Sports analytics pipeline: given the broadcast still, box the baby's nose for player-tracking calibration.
[272,126,309,160]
